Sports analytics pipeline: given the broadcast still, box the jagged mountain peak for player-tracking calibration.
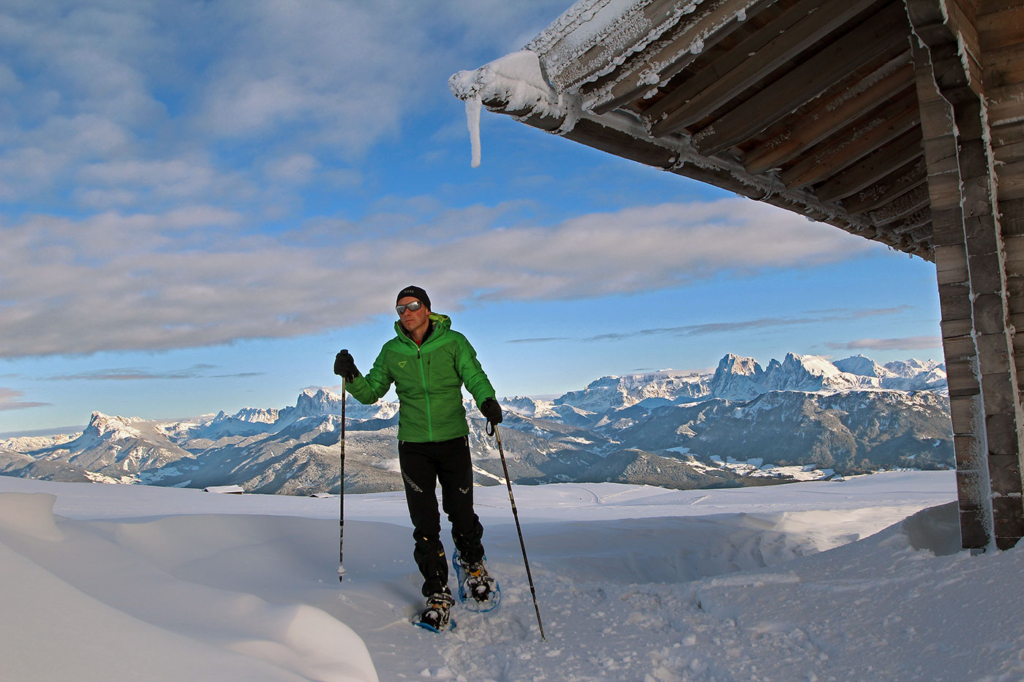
[764,353,859,392]
[710,355,765,401]
[780,352,839,375]
[286,387,399,422]
[229,407,280,424]
[554,371,710,414]
[500,395,554,416]
[884,358,943,377]
[835,354,891,378]
[292,387,344,415]
[85,412,144,440]
[716,353,763,376]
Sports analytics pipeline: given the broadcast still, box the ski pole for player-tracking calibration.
[488,422,546,641]
[338,370,347,583]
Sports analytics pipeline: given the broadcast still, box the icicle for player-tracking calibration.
[465,94,482,168]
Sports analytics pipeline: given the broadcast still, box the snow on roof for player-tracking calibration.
[450,50,580,167]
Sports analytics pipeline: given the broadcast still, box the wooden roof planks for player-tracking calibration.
[452,0,1024,262]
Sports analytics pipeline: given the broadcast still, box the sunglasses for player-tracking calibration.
[396,300,424,315]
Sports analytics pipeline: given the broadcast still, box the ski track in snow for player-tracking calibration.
[1,472,1023,681]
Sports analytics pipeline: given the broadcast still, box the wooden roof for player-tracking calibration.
[453,0,945,259]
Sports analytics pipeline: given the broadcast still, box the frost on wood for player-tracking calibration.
[524,0,756,114]
[826,53,911,113]
[581,0,761,112]
[968,391,997,551]
[527,0,655,86]
[590,108,859,230]
[526,0,710,94]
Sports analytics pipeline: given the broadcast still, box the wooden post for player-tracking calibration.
[908,0,1024,550]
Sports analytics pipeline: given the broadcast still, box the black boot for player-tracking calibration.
[414,591,455,633]
[454,550,501,612]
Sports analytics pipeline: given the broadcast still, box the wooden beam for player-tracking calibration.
[643,0,876,135]
[977,3,1024,56]
[814,127,924,203]
[909,13,1024,549]
[542,0,716,93]
[841,156,928,215]
[948,0,984,94]
[907,0,984,100]
[694,2,912,156]
[982,44,1024,90]
[988,83,1024,129]
[561,117,677,170]
[997,103,1024,202]
[743,59,914,174]
[881,206,932,236]
[869,184,932,224]
[499,111,922,255]
[993,134,1024,166]
[930,44,984,105]
[588,0,776,115]
[997,160,1024,201]
[779,88,920,189]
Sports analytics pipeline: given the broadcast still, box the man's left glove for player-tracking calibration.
[480,397,503,426]
[333,350,359,382]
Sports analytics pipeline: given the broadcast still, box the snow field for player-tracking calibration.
[0,492,375,682]
[1,472,1022,680]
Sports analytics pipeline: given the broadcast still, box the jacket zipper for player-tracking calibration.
[417,348,433,441]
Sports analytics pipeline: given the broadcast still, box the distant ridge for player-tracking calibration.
[2,352,950,494]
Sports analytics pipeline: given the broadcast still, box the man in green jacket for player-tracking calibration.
[334,285,503,630]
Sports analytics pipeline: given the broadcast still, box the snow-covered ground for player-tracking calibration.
[1,472,1021,681]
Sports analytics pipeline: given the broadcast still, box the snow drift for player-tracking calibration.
[1,471,1022,680]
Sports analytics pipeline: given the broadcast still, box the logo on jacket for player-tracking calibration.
[398,361,407,368]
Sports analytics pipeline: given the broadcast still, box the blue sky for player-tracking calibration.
[0,0,942,435]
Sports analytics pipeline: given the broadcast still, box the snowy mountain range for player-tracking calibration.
[0,352,952,494]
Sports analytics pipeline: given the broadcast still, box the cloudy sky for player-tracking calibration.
[0,0,942,434]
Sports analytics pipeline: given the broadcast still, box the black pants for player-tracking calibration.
[399,436,485,597]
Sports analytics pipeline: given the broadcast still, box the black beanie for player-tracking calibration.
[396,285,431,310]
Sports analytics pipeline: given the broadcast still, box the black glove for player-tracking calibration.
[480,397,503,426]
[333,350,359,382]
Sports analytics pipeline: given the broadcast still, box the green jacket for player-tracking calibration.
[345,314,496,443]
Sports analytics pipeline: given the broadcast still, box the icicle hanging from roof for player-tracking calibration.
[449,50,581,168]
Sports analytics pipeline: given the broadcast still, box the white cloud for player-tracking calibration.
[0,388,48,412]
[77,156,255,207]
[57,115,133,156]
[264,154,320,185]
[194,0,429,155]
[0,3,168,124]
[0,2,891,361]
[0,63,21,92]
[0,0,572,209]
[321,168,363,189]
[0,148,71,201]
[827,336,942,351]
[0,199,874,358]
[75,188,140,209]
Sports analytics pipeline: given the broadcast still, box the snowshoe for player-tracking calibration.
[413,592,456,633]
[453,549,501,613]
